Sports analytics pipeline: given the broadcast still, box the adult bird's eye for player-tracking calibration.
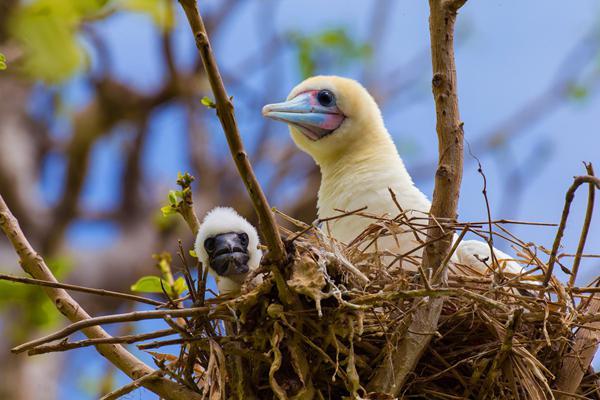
[204,237,216,253]
[317,90,335,107]
[238,232,249,246]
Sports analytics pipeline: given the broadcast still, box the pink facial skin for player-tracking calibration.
[262,90,345,140]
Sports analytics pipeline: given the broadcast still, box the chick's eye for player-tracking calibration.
[204,237,216,253]
[238,232,249,246]
[317,90,335,107]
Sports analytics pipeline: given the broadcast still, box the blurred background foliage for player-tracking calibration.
[0,0,599,398]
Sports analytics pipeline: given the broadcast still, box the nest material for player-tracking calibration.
[158,213,599,400]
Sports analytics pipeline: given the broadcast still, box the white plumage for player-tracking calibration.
[195,207,262,293]
[263,75,525,277]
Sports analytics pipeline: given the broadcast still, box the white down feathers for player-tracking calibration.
[194,207,262,293]
[277,76,525,277]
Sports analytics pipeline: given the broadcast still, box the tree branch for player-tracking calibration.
[13,306,212,354]
[367,0,468,395]
[0,273,162,306]
[178,0,286,264]
[100,370,165,400]
[543,175,600,288]
[555,298,600,399]
[28,329,175,356]
[0,194,203,400]
[568,163,595,288]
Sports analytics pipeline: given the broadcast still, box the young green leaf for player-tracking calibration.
[168,190,178,205]
[172,276,188,296]
[200,96,216,109]
[130,275,165,293]
[161,205,176,216]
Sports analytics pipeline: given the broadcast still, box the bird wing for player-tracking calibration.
[455,240,524,276]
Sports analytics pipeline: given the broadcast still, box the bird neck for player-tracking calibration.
[316,133,420,218]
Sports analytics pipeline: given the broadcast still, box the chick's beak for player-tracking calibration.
[262,92,344,140]
[209,233,250,277]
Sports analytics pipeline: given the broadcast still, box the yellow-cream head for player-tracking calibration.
[262,76,391,166]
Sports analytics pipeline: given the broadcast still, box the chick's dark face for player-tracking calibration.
[204,232,250,277]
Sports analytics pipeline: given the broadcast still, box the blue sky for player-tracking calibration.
[37,1,600,397]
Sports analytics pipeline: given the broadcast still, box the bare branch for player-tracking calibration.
[555,299,600,399]
[367,0,468,395]
[28,329,175,356]
[543,175,600,288]
[13,306,212,354]
[477,308,523,398]
[178,0,286,264]
[0,194,203,400]
[0,273,162,306]
[569,163,595,288]
[100,370,165,400]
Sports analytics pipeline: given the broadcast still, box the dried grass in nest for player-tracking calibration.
[150,211,598,400]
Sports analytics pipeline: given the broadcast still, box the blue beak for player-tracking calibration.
[262,92,344,140]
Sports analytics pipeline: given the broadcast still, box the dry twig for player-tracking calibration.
[544,175,600,287]
[0,194,203,400]
[0,273,162,306]
[367,0,468,395]
[178,0,286,264]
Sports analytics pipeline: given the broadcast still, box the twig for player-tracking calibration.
[177,240,198,303]
[477,308,523,399]
[0,273,162,306]
[555,298,600,399]
[100,370,165,400]
[543,175,600,288]
[468,141,501,272]
[433,224,470,283]
[178,0,286,263]
[0,194,203,400]
[175,173,201,235]
[569,163,595,288]
[27,329,176,356]
[571,287,600,294]
[12,306,212,354]
[367,0,468,395]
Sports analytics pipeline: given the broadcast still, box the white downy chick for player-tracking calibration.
[195,207,262,294]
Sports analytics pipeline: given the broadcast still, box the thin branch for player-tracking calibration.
[0,273,162,306]
[28,329,176,356]
[176,172,201,235]
[543,175,600,288]
[410,25,600,182]
[178,0,286,263]
[0,194,203,400]
[13,306,212,354]
[367,0,468,395]
[100,370,165,400]
[555,299,600,399]
[477,308,523,399]
[569,163,595,288]
[433,224,470,282]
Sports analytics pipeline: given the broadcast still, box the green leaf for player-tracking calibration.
[130,275,166,293]
[173,276,188,296]
[168,190,178,205]
[161,205,176,216]
[0,53,7,70]
[8,0,107,82]
[200,96,216,109]
[189,249,198,258]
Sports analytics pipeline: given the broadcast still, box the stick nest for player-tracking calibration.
[143,211,599,400]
